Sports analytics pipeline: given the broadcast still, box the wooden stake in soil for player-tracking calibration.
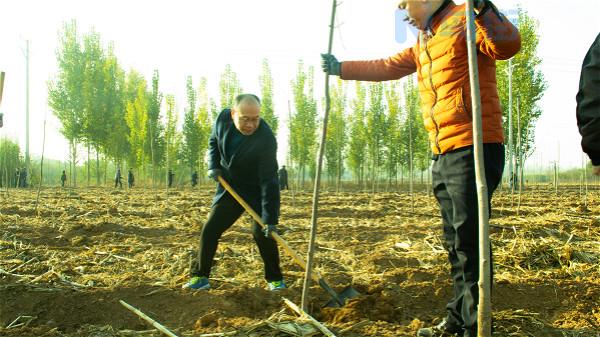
[464,1,492,336]
[119,300,179,337]
[283,297,337,337]
[301,0,337,313]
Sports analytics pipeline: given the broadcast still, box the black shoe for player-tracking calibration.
[417,320,463,337]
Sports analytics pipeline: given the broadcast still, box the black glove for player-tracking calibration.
[263,224,278,238]
[321,53,341,76]
[207,169,222,182]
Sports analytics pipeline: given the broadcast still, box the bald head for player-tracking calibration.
[232,94,262,136]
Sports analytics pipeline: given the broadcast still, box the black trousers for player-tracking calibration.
[432,143,504,336]
[190,193,283,282]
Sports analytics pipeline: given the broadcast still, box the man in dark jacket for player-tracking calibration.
[183,94,285,291]
[191,171,199,187]
[128,169,135,188]
[168,169,175,188]
[278,166,288,190]
[115,169,122,188]
[576,33,600,176]
[60,170,67,187]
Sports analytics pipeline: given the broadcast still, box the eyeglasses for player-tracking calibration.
[237,116,260,125]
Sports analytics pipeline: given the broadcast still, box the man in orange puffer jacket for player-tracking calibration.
[322,1,520,336]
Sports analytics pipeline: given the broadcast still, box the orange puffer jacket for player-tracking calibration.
[341,1,521,154]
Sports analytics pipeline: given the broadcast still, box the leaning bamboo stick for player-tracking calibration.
[119,300,179,337]
[283,297,337,337]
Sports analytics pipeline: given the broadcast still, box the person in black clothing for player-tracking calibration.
[19,168,27,188]
[183,94,285,291]
[168,169,175,188]
[576,33,600,176]
[278,166,288,190]
[128,169,135,188]
[191,171,198,187]
[60,170,67,187]
[115,169,123,188]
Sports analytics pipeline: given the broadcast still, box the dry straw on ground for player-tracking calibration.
[1,186,599,337]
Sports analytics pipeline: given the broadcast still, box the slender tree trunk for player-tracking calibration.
[336,151,342,193]
[300,0,337,311]
[35,120,47,212]
[150,123,155,188]
[465,1,492,334]
[71,140,77,188]
[96,147,100,186]
[104,157,108,186]
[87,143,91,187]
[409,107,415,212]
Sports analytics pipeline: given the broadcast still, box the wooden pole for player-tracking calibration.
[283,298,338,337]
[301,0,337,312]
[464,1,492,336]
[119,300,179,337]
[0,71,5,107]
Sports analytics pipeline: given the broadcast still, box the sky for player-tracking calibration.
[0,0,599,170]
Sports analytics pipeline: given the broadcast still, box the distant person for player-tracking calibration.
[278,165,288,190]
[19,167,27,188]
[321,0,520,336]
[168,169,175,188]
[191,171,198,187]
[576,32,600,176]
[14,168,20,188]
[183,94,285,291]
[128,169,135,188]
[60,170,67,187]
[115,168,123,188]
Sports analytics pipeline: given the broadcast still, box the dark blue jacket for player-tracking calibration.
[208,109,280,225]
[577,33,600,165]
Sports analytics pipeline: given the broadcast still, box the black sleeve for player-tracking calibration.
[208,111,224,170]
[258,134,280,225]
[576,33,600,165]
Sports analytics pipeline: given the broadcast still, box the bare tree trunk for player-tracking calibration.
[336,151,342,193]
[465,1,492,334]
[104,157,108,186]
[71,140,77,188]
[408,107,414,212]
[96,147,100,186]
[87,143,90,187]
[35,120,47,212]
[301,0,337,311]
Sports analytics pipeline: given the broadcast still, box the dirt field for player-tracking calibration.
[1,185,599,337]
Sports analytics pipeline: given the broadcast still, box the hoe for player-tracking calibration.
[218,175,360,308]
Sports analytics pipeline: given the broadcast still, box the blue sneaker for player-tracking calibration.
[267,280,287,291]
[182,276,210,290]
